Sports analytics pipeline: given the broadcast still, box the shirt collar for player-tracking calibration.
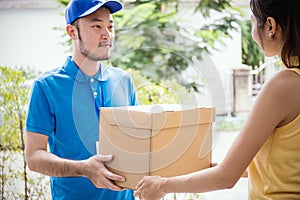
[63,56,109,83]
[91,64,109,82]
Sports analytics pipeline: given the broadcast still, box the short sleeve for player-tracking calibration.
[26,80,55,136]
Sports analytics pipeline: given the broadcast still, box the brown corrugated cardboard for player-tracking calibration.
[99,104,215,189]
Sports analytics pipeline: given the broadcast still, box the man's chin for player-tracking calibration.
[89,56,110,61]
[86,53,110,61]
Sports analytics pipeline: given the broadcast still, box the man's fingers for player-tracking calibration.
[98,177,123,191]
[105,179,123,191]
[96,154,113,162]
[104,170,126,182]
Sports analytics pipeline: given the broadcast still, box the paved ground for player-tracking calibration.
[201,131,248,200]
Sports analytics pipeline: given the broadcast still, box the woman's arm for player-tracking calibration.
[135,70,297,199]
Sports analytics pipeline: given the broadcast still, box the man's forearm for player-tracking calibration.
[27,149,87,177]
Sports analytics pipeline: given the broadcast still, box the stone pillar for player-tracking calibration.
[232,66,252,115]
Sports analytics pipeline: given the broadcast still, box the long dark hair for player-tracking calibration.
[250,0,300,68]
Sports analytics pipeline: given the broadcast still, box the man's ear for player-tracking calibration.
[66,24,77,40]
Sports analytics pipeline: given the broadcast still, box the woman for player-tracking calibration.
[134,0,300,199]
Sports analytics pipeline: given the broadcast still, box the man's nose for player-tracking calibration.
[101,28,111,40]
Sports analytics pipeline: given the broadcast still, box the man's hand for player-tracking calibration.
[83,154,125,191]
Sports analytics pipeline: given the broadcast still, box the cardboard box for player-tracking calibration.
[99,104,215,189]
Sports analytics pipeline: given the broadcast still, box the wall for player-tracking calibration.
[0,6,68,71]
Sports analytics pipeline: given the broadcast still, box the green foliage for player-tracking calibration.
[128,69,196,105]
[0,66,29,152]
[57,0,68,6]
[0,66,50,200]
[241,20,265,68]
[195,0,231,16]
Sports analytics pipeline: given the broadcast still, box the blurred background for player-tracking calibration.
[0,0,281,199]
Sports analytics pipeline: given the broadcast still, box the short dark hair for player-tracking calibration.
[71,20,82,41]
[250,0,300,68]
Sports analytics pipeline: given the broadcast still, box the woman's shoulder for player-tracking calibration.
[265,68,300,91]
[265,69,300,120]
[256,68,300,112]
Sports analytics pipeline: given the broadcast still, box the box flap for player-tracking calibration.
[151,106,215,130]
[100,105,215,131]
[100,106,153,129]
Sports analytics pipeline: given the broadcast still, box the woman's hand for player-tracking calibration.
[134,163,219,199]
[134,176,167,200]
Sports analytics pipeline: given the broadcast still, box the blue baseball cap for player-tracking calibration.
[65,0,123,25]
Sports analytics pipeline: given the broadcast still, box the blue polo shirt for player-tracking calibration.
[26,56,138,200]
